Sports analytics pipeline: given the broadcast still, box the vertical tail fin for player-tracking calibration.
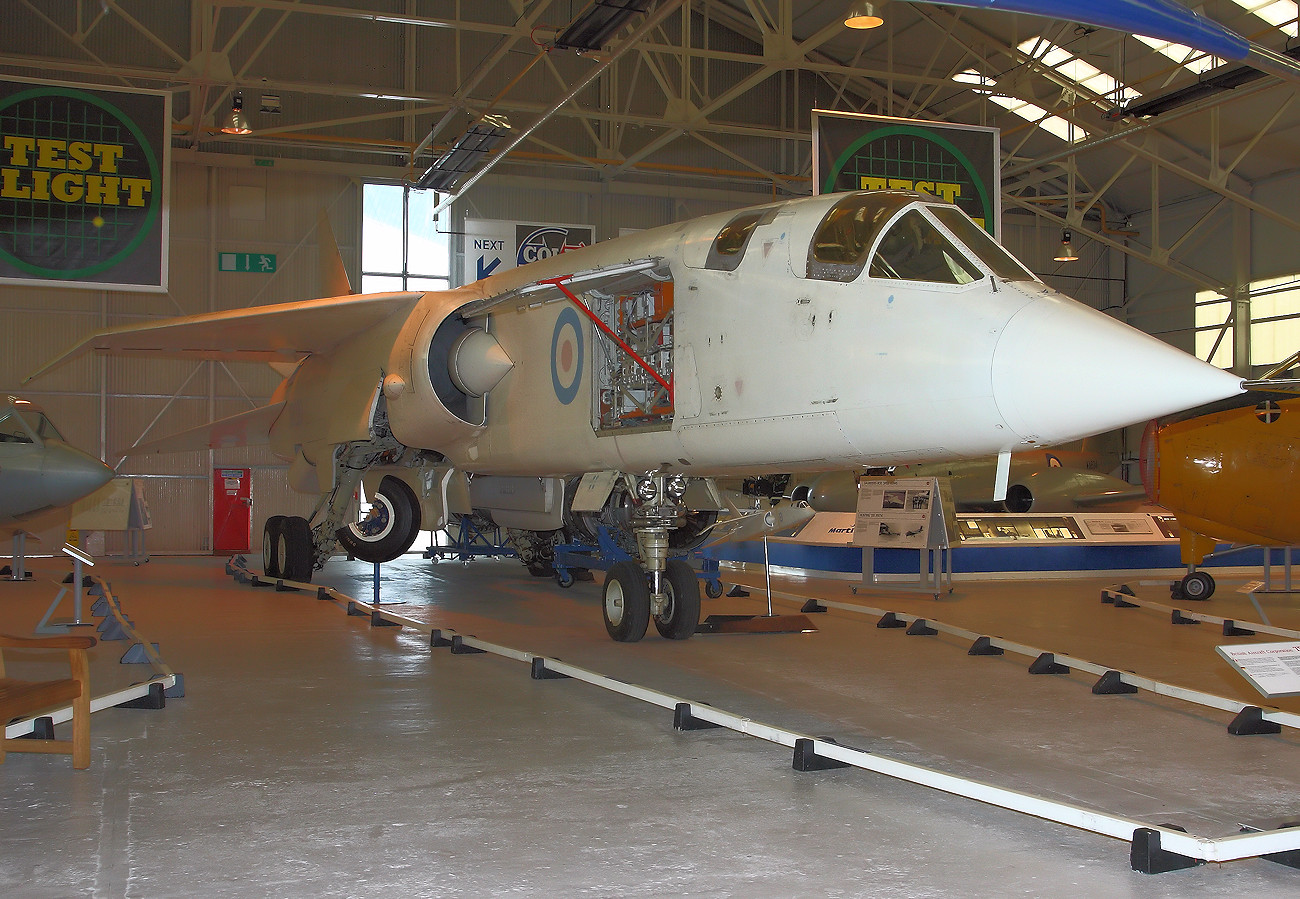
[318,209,353,297]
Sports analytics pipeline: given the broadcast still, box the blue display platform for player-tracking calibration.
[704,539,1287,576]
[702,511,1288,578]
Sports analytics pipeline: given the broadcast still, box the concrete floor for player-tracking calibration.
[2,553,1300,896]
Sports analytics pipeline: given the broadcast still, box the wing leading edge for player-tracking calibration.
[25,291,424,383]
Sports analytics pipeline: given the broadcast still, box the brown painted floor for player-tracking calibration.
[2,553,1300,896]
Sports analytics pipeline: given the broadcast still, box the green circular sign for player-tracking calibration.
[825,125,995,234]
[0,87,160,280]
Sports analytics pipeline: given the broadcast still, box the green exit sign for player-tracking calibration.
[218,252,277,273]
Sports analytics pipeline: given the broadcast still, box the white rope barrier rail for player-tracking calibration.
[226,556,1300,874]
[730,582,1300,735]
[5,575,178,739]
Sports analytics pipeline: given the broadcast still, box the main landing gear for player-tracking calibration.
[262,514,314,582]
[1173,570,1216,601]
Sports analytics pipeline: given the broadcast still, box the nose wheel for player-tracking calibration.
[603,561,651,642]
[601,558,701,642]
[653,559,701,640]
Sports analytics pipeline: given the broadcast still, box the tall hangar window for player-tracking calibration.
[1196,273,1300,370]
[361,183,451,293]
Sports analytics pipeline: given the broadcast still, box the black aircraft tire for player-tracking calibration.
[280,516,315,583]
[336,476,421,564]
[1180,571,1216,601]
[262,515,286,577]
[654,558,701,640]
[603,561,651,643]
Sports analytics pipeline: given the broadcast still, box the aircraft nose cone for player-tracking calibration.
[990,292,1243,445]
[44,444,115,507]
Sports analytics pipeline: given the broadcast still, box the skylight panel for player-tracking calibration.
[1132,34,1223,74]
[988,94,1088,142]
[1016,38,1141,104]
[1232,0,1298,37]
[953,69,1087,142]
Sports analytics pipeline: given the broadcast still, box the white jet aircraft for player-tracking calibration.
[28,190,1244,641]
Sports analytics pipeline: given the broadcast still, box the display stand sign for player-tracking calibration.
[462,218,593,285]
[853,477,957,549]
[1216,641,1300,698]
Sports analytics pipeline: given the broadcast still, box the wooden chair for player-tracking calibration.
[0,633,96,769]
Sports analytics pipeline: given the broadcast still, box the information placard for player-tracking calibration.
[1216,641,1300,698]
[853,477,954,549]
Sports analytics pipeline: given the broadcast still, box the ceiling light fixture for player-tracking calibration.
[415,114,513,192]
[220,92,251,135]
[844,2,884,29]
[1054,229,1080,262]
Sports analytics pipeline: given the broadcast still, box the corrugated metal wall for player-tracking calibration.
[3,160,351,555]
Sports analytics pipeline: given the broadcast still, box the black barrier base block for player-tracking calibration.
[116,682,166,710]
[793,737,851,772]
[877,612,907,629]
[1131,828,1202,874]
[531,657,569,680]
[430,629,453,648]
[275,580,300,593]
[906,618,937,636]
[674,702,721,731]
[1029,652,1070,675]
[249,575,276,589]
[800,599,827,614]
[17,716,55,740]
[1223,619,1256,637]
[726,585,751,597]
[316,587,332,601]
[346,601,368,617]
[968,636,1004,656]
[370,610,400,628]
[1228,706,1282,736]
[451,635,486,654]
[1171,609,1201,625]
[1093,670,1139,695]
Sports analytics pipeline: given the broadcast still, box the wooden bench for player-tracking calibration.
[1,633,96,769]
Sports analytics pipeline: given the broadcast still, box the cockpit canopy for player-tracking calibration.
[0,397,64,445]
[806,191,1034,284]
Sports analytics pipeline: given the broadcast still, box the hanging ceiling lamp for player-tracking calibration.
[844,2,884,29]
[1054,229,1080,262]
[221,92,252,135]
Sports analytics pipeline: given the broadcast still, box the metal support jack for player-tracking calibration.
[695,537,816,635]
[3,531,31,580]
[35,544,97,633]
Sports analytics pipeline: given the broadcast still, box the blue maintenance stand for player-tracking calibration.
[425,514,517,563]
[552,525,724,596]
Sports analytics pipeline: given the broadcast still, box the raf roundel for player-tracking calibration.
[550,306,583,405]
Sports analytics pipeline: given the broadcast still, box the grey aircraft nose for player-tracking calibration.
[43,443,115,508]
